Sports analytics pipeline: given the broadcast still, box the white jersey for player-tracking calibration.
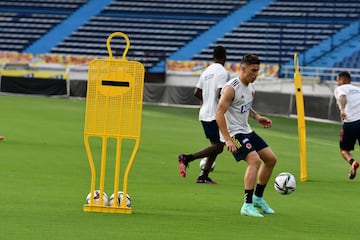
[220,77,254,142]
[334,84,360,122]
[196,63,229,121]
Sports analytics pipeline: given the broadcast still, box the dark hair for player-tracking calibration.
[338,71,351,81]
[240,54,260,65]
[213,45,226,60]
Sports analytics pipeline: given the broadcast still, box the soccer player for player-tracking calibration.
[178,46,230,184]
[216,54,276,217]
[334,71,360,180]
[0,135,3,141]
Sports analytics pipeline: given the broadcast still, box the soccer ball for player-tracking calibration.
[109,191,131,208]
[274,172,296,195]
[85,190,109,205]
[199,157,215,172]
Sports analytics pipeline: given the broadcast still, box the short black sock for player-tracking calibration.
[184,154,194,162]
[244,189,254,204]
[254,183,266,198]
[199,169,209,177]
[349,158,355,165]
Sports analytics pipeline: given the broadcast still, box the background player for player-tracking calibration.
[178,46,230,184]
[334,71,360,180]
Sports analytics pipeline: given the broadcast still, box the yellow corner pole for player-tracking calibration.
[294,53,307,182]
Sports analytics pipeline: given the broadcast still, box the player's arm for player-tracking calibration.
[216,71,229,99]
[194,87,202,102]
[216,88,222,99]
[250,108,272,128]
[216,86,236,153]
[339,94,347,121]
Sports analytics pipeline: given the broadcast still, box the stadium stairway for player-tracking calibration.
[150,0,273,73]
[25,0,113,54]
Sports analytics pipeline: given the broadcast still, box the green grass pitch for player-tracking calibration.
[0,94,359,240]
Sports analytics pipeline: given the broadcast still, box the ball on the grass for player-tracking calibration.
[274,172,296,195]
[199,157,215,172]
[85,190,109,205]
[109,191,131,207]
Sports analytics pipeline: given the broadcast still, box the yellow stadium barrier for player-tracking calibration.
[83,32,145,214]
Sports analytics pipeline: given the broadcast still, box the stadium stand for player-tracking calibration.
[50,0,248,70]
[0,0,359,73]
[0,0,88,52]
[193,0,360,68]
[334,50,360,69]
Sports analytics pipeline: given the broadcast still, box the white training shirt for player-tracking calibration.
[196,63,229,121]
[220,77,255,142]
[334,84,360,122]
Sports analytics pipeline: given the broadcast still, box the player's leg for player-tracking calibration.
[189,142,223,160]
[178,143,223,178]
[257,147,277,185]
[179,120,223,181]
[196,142,223,184]
[178,121,209,178]
[252,147,276,214]
[196,123,224,183]
[240,151,263,217]
[341,150,359,179]
[249,132,276,214]
[231,133,263,217]
[339,122,359,179]
[197,122,224,183]
[178,121,211,177]
[202,144,222,171]
[244,151,261,189]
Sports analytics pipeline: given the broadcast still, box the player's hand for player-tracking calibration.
[225,139,237,153]
[258,116,272,128]
[340,110,346,121]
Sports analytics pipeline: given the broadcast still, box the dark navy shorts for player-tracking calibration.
[201,120,221,143]
[340,119,360,151]
[231,131,268,161]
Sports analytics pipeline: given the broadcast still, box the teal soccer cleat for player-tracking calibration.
[240,203,264,217]
[253,195,275,214]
